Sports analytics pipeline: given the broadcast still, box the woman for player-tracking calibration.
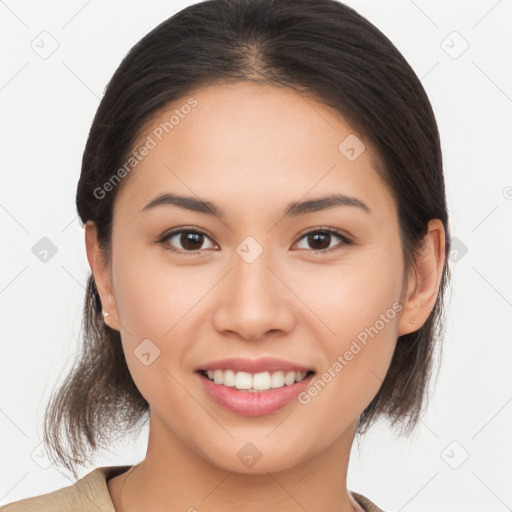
[1,0,450,510]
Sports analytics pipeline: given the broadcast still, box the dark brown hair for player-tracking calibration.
[43,0,451,477]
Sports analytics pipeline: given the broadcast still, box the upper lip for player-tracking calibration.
[196,357,315,374]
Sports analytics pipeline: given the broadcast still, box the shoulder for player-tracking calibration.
[0,465,132,512]
[350,490,386,512]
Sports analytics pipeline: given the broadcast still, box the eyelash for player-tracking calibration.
[157,227,352,255]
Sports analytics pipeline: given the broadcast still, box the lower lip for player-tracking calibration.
[196,371,315,417]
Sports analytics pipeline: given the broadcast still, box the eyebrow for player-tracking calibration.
[141,192,371,218]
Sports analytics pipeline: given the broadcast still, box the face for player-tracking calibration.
[88,82,422,474]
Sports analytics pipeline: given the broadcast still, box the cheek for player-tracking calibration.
[110,260,187,407]
[112,244,195,335]
[294,245,403,408]
[111,252,210,373]
[294,242,404,341]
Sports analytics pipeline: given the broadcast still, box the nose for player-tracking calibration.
[211,247,296,341]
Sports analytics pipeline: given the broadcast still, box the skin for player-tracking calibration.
[85,82,445,512]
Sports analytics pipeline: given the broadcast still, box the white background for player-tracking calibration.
[1,1,511,510]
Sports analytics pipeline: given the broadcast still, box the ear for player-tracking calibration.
[397,219,446,336]
[84,220,120,332]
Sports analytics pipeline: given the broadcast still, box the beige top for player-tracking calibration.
[0,465,384,512]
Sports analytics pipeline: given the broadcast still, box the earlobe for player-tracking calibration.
[84,221,120,331]
[397,219,446,336]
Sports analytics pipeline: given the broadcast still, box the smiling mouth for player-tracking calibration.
[197,369,316,393]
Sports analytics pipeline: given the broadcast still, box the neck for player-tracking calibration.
[113,411,361,512]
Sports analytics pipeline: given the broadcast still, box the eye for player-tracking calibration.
[293,228,352,252]
[158,227,352,255]
[158,228,217,253]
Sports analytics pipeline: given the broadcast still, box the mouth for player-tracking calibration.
[196,368,316,393]
[195,365,316,417]
[193,357,317,416]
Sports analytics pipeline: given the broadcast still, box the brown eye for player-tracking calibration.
[307,232,331,250]
[160,229,216,252]
[295,229,351,252]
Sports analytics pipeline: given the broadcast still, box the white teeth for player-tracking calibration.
[202,369,310,391]
[284,371,296,386]
[213,369,223,384]
[295,371,307,382]
[253,372,271,391]
[271,371,285,388]
[235,371,253,390]
[223,369,236,387]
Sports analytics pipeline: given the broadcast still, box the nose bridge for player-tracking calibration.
[211,235,295,339]
[234,236,275,297]
[231,234,281,306]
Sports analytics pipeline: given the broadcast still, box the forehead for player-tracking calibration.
[114,82,395,221]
